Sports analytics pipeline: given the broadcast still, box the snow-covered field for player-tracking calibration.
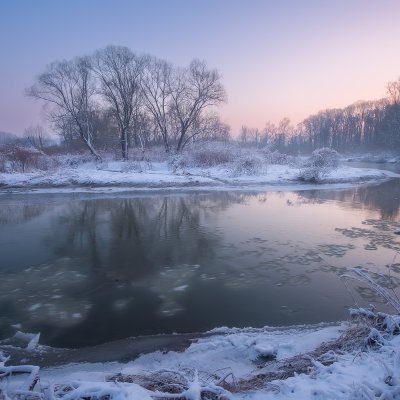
[0,160,399,193]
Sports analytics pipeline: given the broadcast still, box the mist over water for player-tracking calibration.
[0,180,399,348]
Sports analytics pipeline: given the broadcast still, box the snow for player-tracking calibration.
[0,160,398,194]
[115,324,342,378]
[1,319,397,399]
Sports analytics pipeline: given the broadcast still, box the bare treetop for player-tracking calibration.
[26,57,100,159]
[141,56,173,152]
[91,46,144,159]
[169,59,226,151]
[387,78,400,104]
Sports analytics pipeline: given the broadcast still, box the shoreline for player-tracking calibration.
[0,166,398,196]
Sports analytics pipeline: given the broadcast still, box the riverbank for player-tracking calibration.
[1,311,399,399]
[1,160,399,193]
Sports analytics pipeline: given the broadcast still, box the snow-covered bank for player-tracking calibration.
[2,313,400,399]
[0,161,398,193]
[344,152,400,164]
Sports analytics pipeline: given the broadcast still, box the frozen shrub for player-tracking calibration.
[230,155,264,176]
[169,142,237,171]
[186,142,236,167]
[57,152,95,168]
[168,153,191,172]
[310,147,340,168]
[0,144,55,172]
[265,150,293,165]
[191,144,235,167]
[298,147,340,182]
[120,160,153,173]
[129,146,168,163]
[297,165,325,182]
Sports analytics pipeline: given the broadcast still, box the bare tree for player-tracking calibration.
[387,77,400,105]
[91,46,144,159]
[26,57,100,159]
[24,125,48,150]
[169,59,226,152]
[190,113,231,143]
[261,121,277,147]
[141,56,173,152]
[239,125,260,145]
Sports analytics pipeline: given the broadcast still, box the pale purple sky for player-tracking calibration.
[1,0,400,136]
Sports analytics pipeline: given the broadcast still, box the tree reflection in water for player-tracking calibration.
[296,178,400,220]
[0,193,249,346]
[0,183,399,348]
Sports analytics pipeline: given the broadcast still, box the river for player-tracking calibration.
[1,167,399,348]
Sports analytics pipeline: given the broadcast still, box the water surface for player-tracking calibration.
[1,178,400,348]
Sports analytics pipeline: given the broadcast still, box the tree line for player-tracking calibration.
[27,46,228,159]
[27,46,400,156]
[239,78,400,153]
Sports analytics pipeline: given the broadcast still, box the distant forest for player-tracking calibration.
[12,44,400,156]
[240,81,400,154]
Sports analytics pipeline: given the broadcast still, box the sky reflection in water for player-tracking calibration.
[0,180,399,348]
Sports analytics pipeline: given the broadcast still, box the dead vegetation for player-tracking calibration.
[94,314,399,398]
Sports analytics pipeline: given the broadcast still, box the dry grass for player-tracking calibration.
[105,317,383,398]
[108,369,232,399]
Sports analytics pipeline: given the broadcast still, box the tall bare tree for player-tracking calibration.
[91,46,143,159]
[24,125,48,150]
[141,56,173,152]
[169,59,226,152]
[26,57,100,159]
[189,113,231,142]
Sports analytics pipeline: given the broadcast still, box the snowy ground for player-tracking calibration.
[0,160,399,193]
[2,314,400,399]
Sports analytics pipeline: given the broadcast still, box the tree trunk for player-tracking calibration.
[176,128,186,152]
[162,128,170,153]
[121,129,128,160]
[84,138,102,161]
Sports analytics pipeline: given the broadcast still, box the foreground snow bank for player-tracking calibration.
[2,313,400,399]
[0,160,398,191]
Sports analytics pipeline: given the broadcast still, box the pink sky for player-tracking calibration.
[1,0,400,136]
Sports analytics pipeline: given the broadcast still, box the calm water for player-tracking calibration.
[1,177,400,348]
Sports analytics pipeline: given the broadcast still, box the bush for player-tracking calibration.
[168,153,189,172]
[230,155,264,176]
[0,144,56,172]
[263,149,294,165]
[188,142,236,167]
[191,145,234,167]
[298,147,340,182]
[128,146,168,163]
[56,152,95,168]
[309,147,340,168]
[169,142,237,171]
[120,160,153,173]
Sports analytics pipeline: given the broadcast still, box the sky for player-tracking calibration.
[1,0,400,136]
